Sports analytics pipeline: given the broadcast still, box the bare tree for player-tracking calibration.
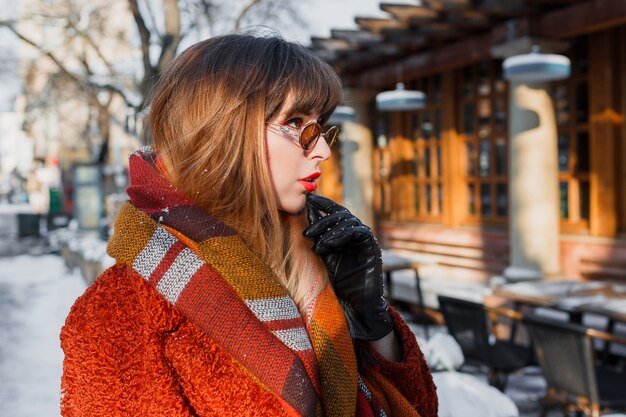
[0,0,303,163]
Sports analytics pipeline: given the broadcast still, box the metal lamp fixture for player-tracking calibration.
[503,45,571,82]
[376,63,426,111]
[327,105,356,124]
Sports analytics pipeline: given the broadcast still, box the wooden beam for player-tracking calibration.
[355,17,407,34]
[330,29,382,47]
[349,0,626,87]
[588,30,618,237]
[380,3,439,23]
[357,32,493,87]
[540,0,626,38]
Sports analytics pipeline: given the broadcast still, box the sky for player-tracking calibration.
[283,0,387,44]
[0,0,393,112]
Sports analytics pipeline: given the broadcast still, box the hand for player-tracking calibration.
[303,193,393,341]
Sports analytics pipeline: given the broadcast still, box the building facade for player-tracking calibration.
[313,0,626,283]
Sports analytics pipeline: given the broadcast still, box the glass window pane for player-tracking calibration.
[415,184,421,214]
[433,74,442,103]
[467,143,476,176]
[553,84,570,126]
[479,140,491,177]
[434,110,441,140]
[438,184,442,213]
[558,134,570,172]
[579,181,590,220]
[494,79,506,94]
[412,113,421,141]
[495,138,506,176]
[496,183,507,217]
[437,147,442,177]
[480,184,492,216]
[576,82,588,123]
[559,182,569,219]
[426,184,432,213]
[576,132,589,174]
[422,112,432,140]
[463,66,473,97]
[468,183,475,215]
[425,147,431,177]
[494,96,506,129]
[478,98,491,139]
[464,103,474,135]
[414,145,420,176]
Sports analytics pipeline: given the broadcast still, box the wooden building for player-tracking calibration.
[313,0,626,284]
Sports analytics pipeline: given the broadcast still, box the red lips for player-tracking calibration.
[298,172,321,192]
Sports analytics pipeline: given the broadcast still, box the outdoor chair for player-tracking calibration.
[524,314,626,417]
[437,295,534,391]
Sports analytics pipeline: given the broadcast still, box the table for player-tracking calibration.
[381,250,435,337]
[491,279,626,360]
[492,280,626,324]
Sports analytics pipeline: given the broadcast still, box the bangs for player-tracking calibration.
[285,65,343,123]
[266,42,343,124]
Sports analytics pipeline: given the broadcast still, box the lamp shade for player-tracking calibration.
[327,105,356,124]
[376,83,426,111]
[503,45,571,82]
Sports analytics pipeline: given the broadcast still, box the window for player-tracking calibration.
[373,75,443,222]
[551,39,590,230]
[459,61,508,224]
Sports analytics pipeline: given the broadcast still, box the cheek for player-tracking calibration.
[266,140,305,212]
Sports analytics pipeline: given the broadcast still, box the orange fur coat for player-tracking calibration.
[60,264,438,416]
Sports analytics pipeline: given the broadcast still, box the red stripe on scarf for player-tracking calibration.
[148,241,186,286]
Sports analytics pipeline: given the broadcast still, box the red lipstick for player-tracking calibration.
[298,172,320,192]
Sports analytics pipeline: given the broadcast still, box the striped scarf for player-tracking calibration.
[107,149,419,417]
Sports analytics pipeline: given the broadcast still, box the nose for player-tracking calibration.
[308,135,332,161]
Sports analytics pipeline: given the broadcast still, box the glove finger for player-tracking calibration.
[304,211,358,237]
[306,203,323,226]
[313,224,372,253]
[306,193,350,215]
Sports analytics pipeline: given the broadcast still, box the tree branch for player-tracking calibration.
[233,0,262,30]
[128,0,153,81]
[156,0,181,74]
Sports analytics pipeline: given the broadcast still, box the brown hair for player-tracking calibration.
[149,33,342,309]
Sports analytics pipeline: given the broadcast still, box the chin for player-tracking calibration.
[278,195,307,214]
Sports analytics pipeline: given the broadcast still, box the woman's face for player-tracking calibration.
[266,94,332,213]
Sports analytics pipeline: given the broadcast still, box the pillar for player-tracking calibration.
[505,82,561,281]
[340,88,377,229]
[492,37,565,281]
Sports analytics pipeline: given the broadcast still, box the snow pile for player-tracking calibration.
[0,255,87,417]
[421,332,519,417]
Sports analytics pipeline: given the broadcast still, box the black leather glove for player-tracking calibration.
[303,193,393,341]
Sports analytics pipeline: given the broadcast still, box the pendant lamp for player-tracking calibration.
[376,63,426,111]
[503,45,571,82]
[376,82,426,111]
[327,105,356,124]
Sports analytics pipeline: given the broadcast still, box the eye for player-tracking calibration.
[285,117,303,129]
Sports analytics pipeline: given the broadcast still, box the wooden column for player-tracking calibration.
[506,81,561,280]
[441,71,465,227]
[589,31,618,237]
[340,88,377,228]
[618,27,626,233]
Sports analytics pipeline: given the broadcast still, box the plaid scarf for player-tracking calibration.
[107,149,419,417]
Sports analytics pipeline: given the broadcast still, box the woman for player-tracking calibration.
[60,33,437,417]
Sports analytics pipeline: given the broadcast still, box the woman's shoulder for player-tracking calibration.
[62,264,184,337]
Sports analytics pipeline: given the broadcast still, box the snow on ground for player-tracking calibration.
[0,255,86,417]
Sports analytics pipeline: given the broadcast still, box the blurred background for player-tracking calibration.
[1,1,626,416]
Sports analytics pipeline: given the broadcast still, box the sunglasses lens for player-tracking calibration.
[300,123,321,150]
[323,126,339,147]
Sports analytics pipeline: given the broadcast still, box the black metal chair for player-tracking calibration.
[524,314,626,417]
[437,295,534,391]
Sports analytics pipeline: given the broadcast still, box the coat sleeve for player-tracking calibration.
[60,265,195,417]
[360,307,438,417]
